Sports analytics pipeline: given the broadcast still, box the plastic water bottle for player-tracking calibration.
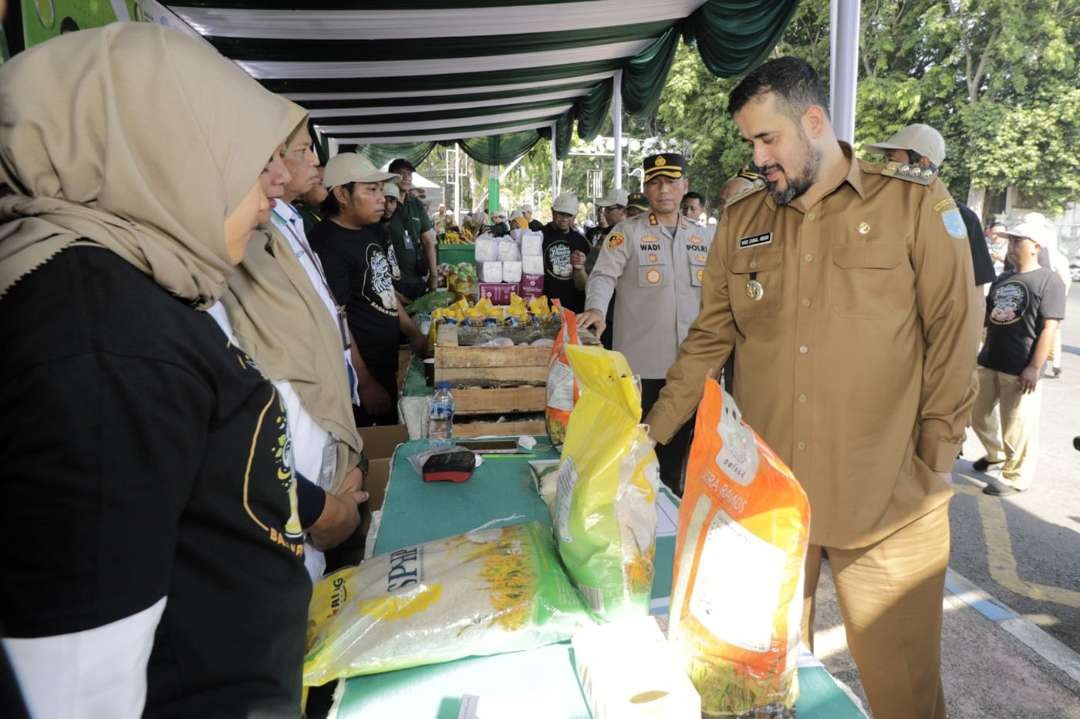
[429,382,455,441]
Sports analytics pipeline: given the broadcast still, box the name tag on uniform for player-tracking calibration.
[738,232,772,249]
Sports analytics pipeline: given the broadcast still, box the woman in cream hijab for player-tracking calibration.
[0,24,311,717]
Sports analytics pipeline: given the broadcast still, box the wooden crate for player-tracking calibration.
[434,325,550,388]
[453,417,546,438]
[452,386,547,415]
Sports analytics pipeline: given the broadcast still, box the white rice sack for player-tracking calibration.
[480,261,504,283]
[521,232,544,257]
[475,235,499,262]
[502,261,523,284]
[498,238,522,262]
[303,522,592,685]
[523,255,545,276]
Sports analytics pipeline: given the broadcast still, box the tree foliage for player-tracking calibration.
[463,0,1080,217]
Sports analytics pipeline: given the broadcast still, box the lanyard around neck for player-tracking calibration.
[270,210,351,351]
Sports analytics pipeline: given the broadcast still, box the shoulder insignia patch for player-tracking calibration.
[607,231,625,249]
[881,161,934,186]
[724,179,767,207]
[941,208,967,239]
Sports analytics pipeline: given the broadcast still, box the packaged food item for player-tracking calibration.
[669,379,810,718]
[528,295,552,321]
[521,231,544,257]
[304,522,592,685]
[502,260,523,284]
[448,263,477,299]
[479,261,503,283]
[474,234,499,262]
[497,238,521,262]
[554,345,659,620]
[573,616,702,719]
[522,254,545,276]
[545,306,582,448]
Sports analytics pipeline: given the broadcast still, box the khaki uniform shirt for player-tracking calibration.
[646,146,979,548]
[586,212,715,379]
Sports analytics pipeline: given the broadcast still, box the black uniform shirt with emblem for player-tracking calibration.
[311,219,400,366]
[541,222,589,312]
[978,267,1066,375]
[0,246,310,716]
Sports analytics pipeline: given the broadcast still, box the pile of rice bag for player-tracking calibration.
[303,522,592,686]
[554,345,659,620]
[669,379,810,717]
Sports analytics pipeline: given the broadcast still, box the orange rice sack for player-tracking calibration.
[669,378,811,717]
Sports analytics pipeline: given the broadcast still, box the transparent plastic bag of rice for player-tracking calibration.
[303,521,592,686]
[669,378,810,718]
[544,306,582,448]
[554,344,659,621]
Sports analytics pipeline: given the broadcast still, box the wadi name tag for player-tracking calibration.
[738,232,772,250]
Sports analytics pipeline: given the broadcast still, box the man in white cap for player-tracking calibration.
[311,153,425,427]
[971,217,1066,494]
[521,204,544,232]
[586,187,629,270]
[867,123,997,288]
[541,192,589,312]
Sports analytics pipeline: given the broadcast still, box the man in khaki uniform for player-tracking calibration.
[580,153,715,493]
[645,58,978,719]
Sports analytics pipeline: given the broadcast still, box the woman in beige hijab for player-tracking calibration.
[0,24,311,717]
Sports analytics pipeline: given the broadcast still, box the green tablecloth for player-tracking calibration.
[334,440,866,719]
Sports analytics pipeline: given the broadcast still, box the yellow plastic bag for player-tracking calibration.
[669,379,810,717]
[303,522,591,686]
[554,345,659,620]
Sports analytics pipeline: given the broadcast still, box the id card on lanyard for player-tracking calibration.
[273,209,351,352]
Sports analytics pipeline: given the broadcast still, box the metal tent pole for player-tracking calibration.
[612,70,623,189]
[550,121,558,200]
[829,0,861,143]
[453,144,461,226]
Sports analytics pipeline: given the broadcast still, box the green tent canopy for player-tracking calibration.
[151,1,800,164]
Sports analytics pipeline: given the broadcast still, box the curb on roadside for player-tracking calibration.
[945,568,1080,688]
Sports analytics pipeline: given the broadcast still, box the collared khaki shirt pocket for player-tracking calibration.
[828,241,910,319]
[637,243,671,288]
[728,248,783,319]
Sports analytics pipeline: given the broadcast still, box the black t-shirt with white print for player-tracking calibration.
[978,266,1067,375]
[311,219,400,369]
[541,222,589,313]
[0,246,309,717]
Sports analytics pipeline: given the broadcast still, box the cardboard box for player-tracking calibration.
[520,273,544,299]
[358,424,409,461]
[478,282,519,305]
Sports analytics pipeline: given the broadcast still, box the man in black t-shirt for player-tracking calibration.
[971,219,1066,495]
[311,154,424,426]
[541,191,589,312]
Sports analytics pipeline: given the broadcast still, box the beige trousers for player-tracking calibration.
[1048,326,1063,370]
[802,503,950,719]
[971,366,1042,490]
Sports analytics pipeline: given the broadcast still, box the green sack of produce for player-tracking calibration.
[554,345,660,621]
[303,522,592,686]
[405,289,455,315]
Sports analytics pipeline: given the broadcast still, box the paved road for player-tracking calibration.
[813,285,1080,718]
[953,287,1080,653]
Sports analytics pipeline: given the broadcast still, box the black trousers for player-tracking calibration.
[353,358,399,427]
[640,378,694,496]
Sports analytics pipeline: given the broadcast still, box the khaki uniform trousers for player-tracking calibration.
[971,366,1042,490]
[802,502,950,719]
